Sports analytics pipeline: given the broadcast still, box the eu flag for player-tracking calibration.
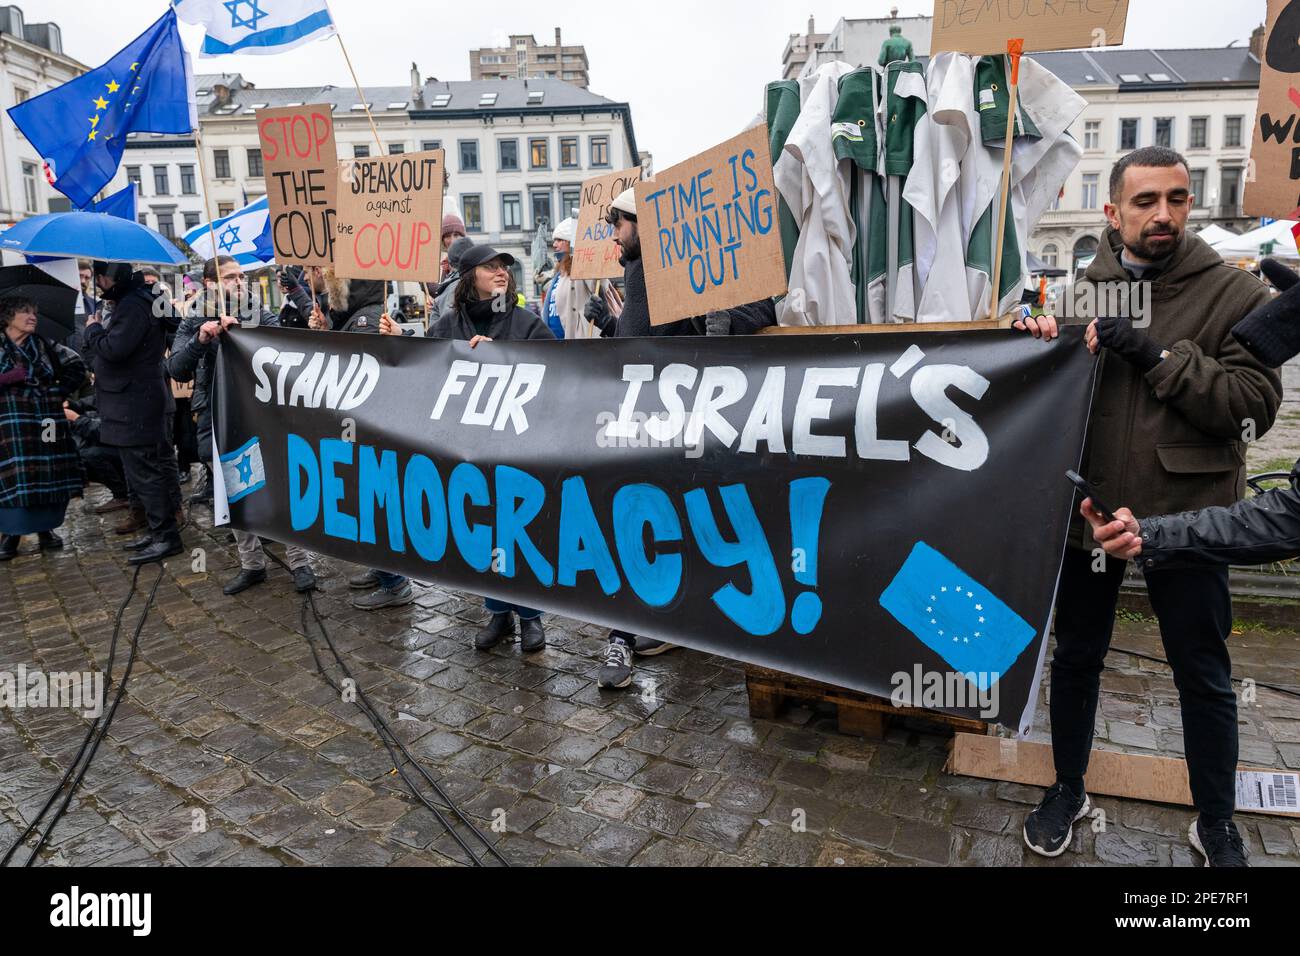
[7,9,194,209]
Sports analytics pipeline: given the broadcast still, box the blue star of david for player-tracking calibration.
[235,454,253,484]
[224,0,268,31]
[218,225,241,252]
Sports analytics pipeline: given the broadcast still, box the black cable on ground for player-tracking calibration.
[1108,645,1300,700]
[1,562,164,867]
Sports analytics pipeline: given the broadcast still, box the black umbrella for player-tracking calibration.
[0,264,80,341]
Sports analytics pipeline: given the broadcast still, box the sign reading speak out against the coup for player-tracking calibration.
[258,105,339,267]
[571,165,642,281]
[1245,0,1300,219]
[637,124,788,326]
[929,0,1129,55]
[334,149,444,283]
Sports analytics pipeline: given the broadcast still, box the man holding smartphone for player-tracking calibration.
[1014,148,1283,867]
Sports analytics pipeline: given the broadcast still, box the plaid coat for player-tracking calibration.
[0,334,87,508]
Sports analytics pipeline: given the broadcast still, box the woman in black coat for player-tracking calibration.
[392,246,555,652]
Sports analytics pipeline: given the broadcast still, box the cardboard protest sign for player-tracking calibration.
[257,105,338,267]
[334,149,444,283]
[929,0,1129,55]
[636,124,787,326]
[571,166,642,281]
[1245,0,1300,219]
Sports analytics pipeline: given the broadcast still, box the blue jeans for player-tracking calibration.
[375,571,408,591]
[485,598,541,621]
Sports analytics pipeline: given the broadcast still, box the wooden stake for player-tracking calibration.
[193,124,228,320]
[988,38,1024,323]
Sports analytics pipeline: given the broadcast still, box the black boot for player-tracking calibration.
[123,535,155,552]
[474,611,515,650]
[127,534,183,566]
[38,531,63,551]
[519,617,546,653]
[223,567,267,595]
[0,535,19,561]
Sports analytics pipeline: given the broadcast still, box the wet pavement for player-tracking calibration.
[1,487,1298,868]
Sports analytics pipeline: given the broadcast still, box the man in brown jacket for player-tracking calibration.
[1019,147,1283,867]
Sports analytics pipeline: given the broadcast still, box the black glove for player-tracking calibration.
[584,295,610,326]
[705,310,732,337]
[1233,258,1300,368]
[1096,316,1164,372]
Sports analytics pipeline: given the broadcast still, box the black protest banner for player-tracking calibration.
[213,327,1097,733]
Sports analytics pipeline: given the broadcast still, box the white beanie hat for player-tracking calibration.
[553,217,578,243]
[610,187,637,218]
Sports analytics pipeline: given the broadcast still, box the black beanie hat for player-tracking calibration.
[1233,258,1300,368]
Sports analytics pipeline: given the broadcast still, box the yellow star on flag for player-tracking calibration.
[88,115,99,128]
[106,79,120,93]
[129,61,139,72]
[87,129,98,141]
[93,95,109,110]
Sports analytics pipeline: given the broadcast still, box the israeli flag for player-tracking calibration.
[173,0,336,57]
[219,437,267,504]
[184,196,272,271]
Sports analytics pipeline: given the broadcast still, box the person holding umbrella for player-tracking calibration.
[0,296,88,560]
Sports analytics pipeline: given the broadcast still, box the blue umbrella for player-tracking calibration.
[0,211,186,265]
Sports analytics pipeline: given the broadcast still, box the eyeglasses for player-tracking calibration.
[479,261,509,274]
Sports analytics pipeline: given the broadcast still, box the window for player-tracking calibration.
[560,137,579,168]
[528,90,545,105]
[530,188,552,230]
[501,192,522,231]
[183,212,201,230]
[247,147,263,177]
[353,144,370,158]
[388,143,405,154]
[421,140,442,152]
[1119,119,1138,151]
[462,194,483,232]
[21,161,38,213]
[1189,168,1206,208]
[1041,244,1059,268]
[460,139,480,172]
[1189,116,1208,150]
[479,92,498,107]
[213,149,231,179]
[218,202,234,218]
[1154,118,1173,149]
[530,138,549,169]
[153,165,170,195]
[1073,235,1099,272]
[560,186,581,220]
[499,138,519,171]
[13,86,28,137]
[155,213,175,240]
[137,214,148,226]
[126,166,142,192]
[1220,167,1242,212]
[431,93,451,108]
[590,136,610,167]
[1225,116,1243,148]
[1081,172,1099,210]
[180,165,196,195]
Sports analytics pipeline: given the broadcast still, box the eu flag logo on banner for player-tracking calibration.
[7,9,195,210]
[220,437,267,503]
[879,542,1036,688]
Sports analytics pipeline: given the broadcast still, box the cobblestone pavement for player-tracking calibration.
[1,493,1298,868]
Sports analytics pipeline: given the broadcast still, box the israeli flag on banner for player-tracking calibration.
[173,0,336,57]
[219,437,267,504]
[184,196,273,270]
[879,542,1036,689]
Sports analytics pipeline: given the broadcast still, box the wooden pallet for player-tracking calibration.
[743,664,990,739]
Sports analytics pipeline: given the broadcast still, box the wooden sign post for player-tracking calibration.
[334,149,445,284]
[1245,0,1300,221]
[572,165,642,281]
[636,124,788,326]
[257,105,339,267]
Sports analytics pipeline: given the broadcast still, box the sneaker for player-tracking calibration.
[633,636,677,657]
[1189,818,1249,868]
[348,570,380,589]
[1023,783,1091,858]
[353,583,414,610]
[597,637,634,690]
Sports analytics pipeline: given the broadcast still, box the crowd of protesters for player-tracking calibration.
[3,146,1299,868]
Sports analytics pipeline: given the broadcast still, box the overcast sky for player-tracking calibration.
[37,0,1269,168]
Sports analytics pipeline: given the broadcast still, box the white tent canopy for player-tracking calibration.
[1211,220,1300,259]
[1194,223,1239,247]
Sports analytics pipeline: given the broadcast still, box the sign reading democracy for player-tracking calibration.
[571,166,642,281]
[258,105,338,267]
[334,148,444,283]
[1245,0,1300,219]
[214,326,1098,734]
[929,0,1129,55]
[637,124,787,326]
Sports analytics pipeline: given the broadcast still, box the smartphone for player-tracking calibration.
[1066,470,1118,524]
